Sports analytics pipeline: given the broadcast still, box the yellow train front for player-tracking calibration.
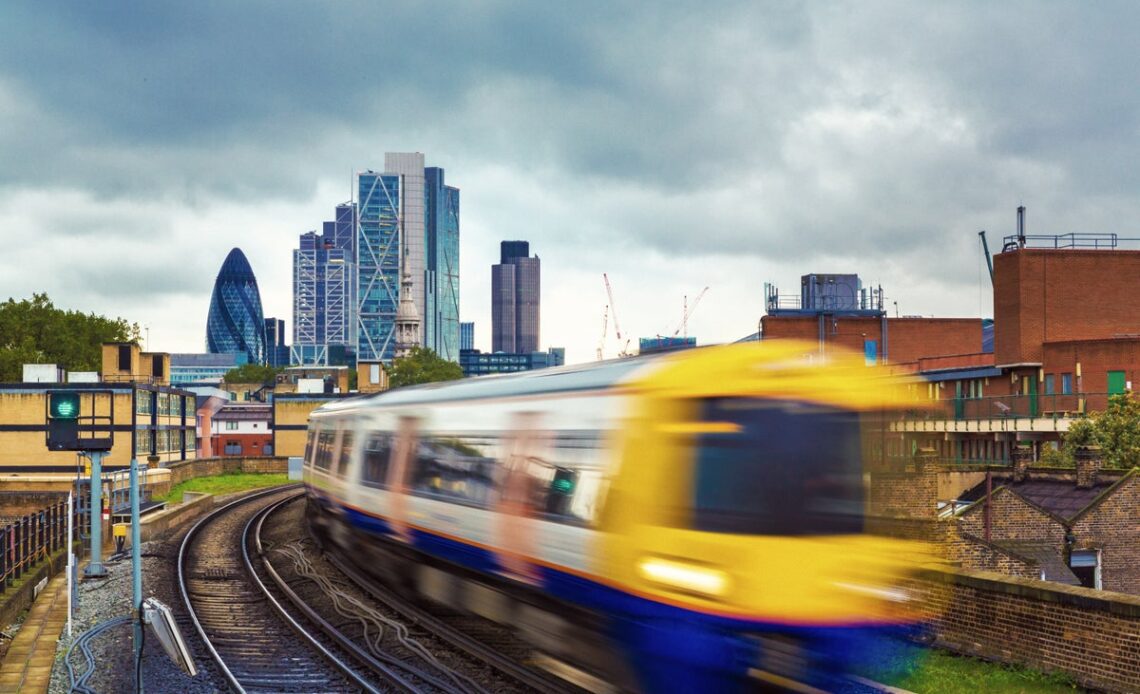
[591,342,928,691]
[305,341,930,692]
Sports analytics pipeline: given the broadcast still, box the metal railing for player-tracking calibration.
[0,498,71,595]
[900,392,1117,422]
[1001,233,1123,250]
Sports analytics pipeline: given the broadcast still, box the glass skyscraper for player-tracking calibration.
[356,170,403,363]
[352,154,460,365]
[492,241,540,353]
[460,322,475,351]
[425,167,460,361]
[206,248,266,364]
[292,202,356,366]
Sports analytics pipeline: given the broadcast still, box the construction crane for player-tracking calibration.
[673,287,709,337]
[596,304,608,361]
[603,273,631,357]
[978,230,994,286]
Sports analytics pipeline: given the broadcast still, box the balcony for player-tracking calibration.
[892,392,1116,435]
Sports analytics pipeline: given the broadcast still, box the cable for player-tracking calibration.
[65,614,131,693]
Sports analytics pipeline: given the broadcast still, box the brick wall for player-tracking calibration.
[759,316,982,364]
[867,469,939,520]
[1071,473,1140,594]
[916,569,1140,692]
[1043,338,1140,411]
[994,249,1140,366]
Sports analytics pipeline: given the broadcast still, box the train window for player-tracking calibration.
[689,399,864,535]
[313,431,336,471]
[361,432,393,488]
[303,429,317,468]
[335,429,354,478]
[538,431,605,524]
[409,434,501,507]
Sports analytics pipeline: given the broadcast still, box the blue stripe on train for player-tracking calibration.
[335,501,921,690]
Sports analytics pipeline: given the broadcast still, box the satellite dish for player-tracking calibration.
[143,597,198,676]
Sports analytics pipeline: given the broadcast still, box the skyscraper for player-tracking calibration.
[207,248,266,364]
[354,154,460,364]
[460,322,475,351]
[292,202,356,366]
[263,317,289,368]
[425,167,460,361]
[492,241,540,353]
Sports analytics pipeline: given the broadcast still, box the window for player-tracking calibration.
[362,432,393,488]
[1044,374,1055,395]
[689,399,864,535]
[1062,373,1073,395]
[1070,549,1101,590]
[335,430,354,477]
[528,431,606,524]
[313,431,336,471]
[136,392,153,415]
[225,421,238,431]
[409,434,501,507]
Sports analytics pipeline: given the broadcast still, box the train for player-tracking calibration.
[303,341,932,692]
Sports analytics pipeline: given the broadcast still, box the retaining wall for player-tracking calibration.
[919,568,1140,692]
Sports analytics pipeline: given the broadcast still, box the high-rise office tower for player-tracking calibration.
[263,318,289,368]
[460,322,475,351]
[355,154,459,364]
[292,202,356,366]
[425,167,460,361]
[207,248,266,364]
[492,240,540,353]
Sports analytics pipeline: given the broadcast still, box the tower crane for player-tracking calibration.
[596,304,608,361]
[603,273,632,357]
[673,287,709,337]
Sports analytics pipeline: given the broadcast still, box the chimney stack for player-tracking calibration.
[1012,444,1033,482]
[1075,445,1102,489]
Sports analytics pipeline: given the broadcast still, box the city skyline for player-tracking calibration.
[4,4,1140,363]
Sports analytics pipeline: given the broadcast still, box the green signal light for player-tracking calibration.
[552,477,574,494]
[49,392,80,419]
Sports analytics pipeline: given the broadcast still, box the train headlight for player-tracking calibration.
[637,557,730,597]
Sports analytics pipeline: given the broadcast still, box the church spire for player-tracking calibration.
[394,247,421,360]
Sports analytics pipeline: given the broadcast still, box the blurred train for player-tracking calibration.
[303,341,931,692]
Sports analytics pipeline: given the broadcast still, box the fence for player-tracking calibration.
[901,392,1117,422]
[0,498,71,595]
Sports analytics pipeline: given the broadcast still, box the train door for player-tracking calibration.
[496,412,549,584]
[386,415,419,545]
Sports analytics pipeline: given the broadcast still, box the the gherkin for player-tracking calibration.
[206,248,265,364]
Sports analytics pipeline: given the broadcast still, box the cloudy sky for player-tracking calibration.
[2,2,1138,364]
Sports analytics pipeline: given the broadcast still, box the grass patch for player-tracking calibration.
[868,648,1082,693]
[153,472,291,504]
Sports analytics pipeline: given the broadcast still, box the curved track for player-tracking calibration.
[325,551,588,694]
[178,487,383,693]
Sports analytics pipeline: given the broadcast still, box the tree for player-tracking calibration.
[223,363,283,385]
[1052,393,1140,470]
[0,293,139,381]
[387,346,463,389]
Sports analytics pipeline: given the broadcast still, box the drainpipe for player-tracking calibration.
[984,470,993,542]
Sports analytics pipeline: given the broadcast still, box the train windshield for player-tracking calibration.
[690,398,864,535]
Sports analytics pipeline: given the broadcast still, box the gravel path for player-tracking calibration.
[47,538,222,694]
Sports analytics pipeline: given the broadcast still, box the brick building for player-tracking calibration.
[211,404,273,457]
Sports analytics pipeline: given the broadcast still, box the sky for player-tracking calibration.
[2,2,1139,365]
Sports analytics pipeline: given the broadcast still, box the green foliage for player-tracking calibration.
[153,472,290,503]
[387,346,463,389]
[1052,393,1140,470]
[223,363,283,384]
[864,648,1080,693]
[0,293,139,381]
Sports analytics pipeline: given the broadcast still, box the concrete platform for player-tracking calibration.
[0,572,68,693]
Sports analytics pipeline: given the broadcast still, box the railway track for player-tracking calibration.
[323,551,591,694]
[178,487,401,693]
